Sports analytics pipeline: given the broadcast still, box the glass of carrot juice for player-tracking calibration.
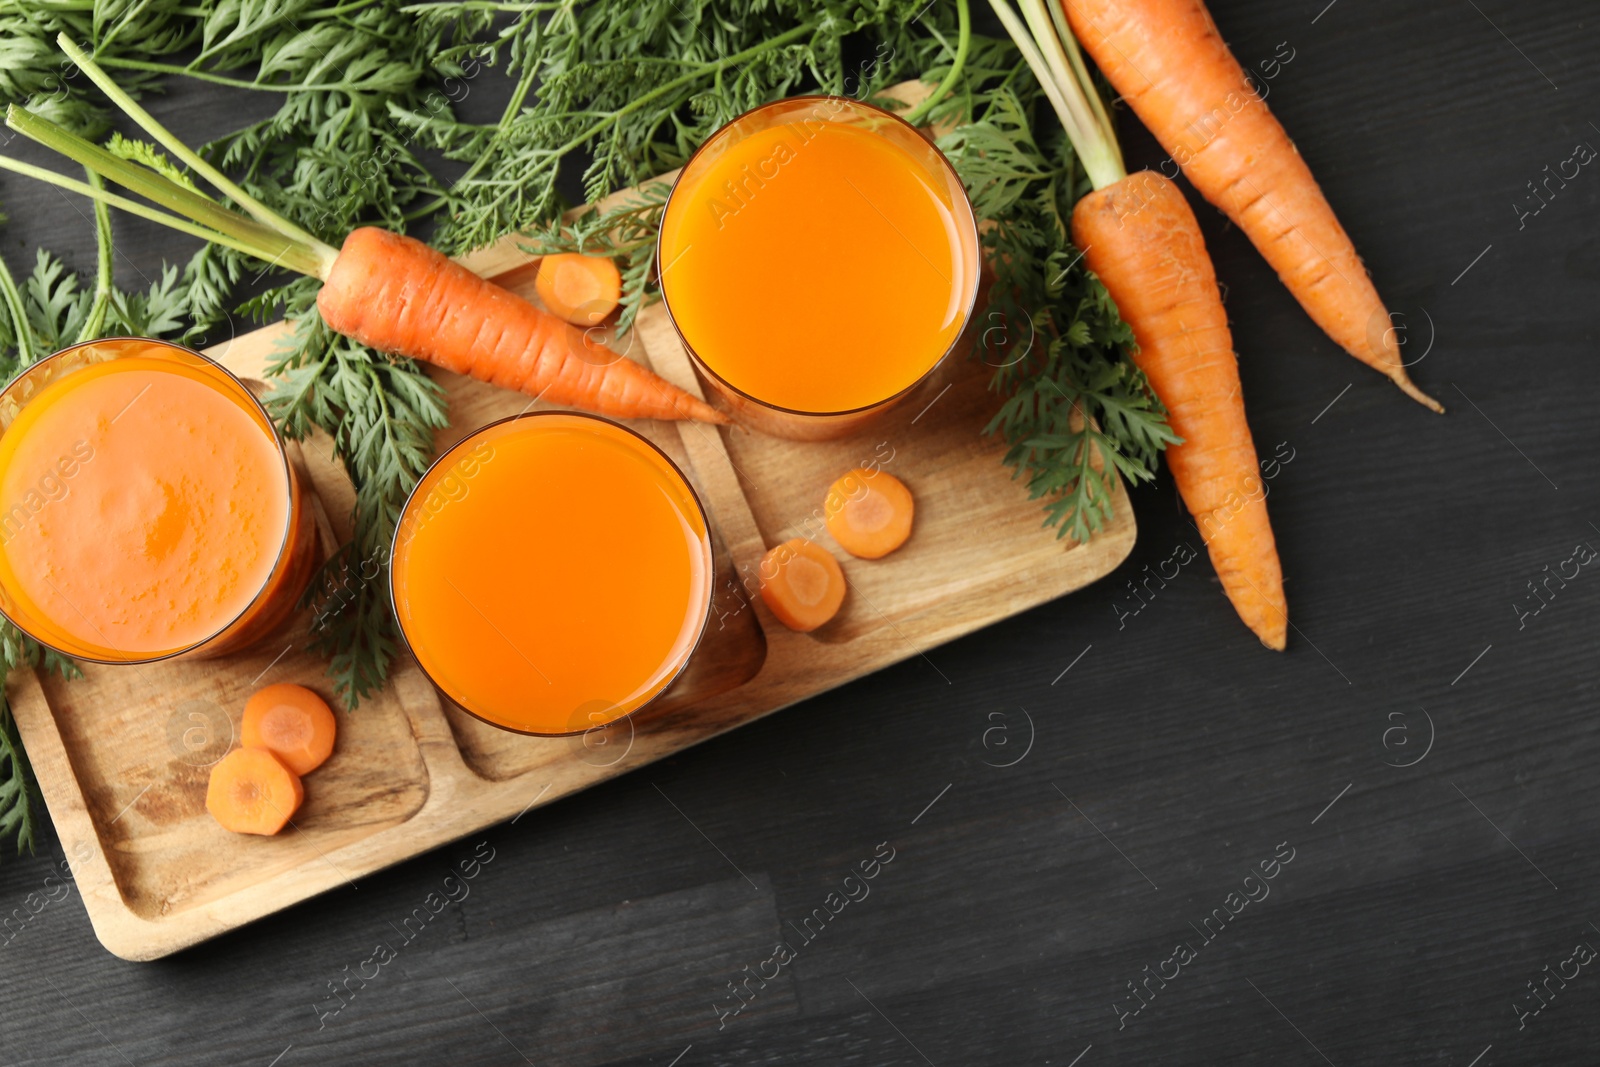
[0,337,318,663]
[388,412,714,736]
[657,95,982,440]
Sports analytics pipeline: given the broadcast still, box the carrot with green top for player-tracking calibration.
[0,37,725,425]
[991,0,1287,648]
[1061,0,1442,412]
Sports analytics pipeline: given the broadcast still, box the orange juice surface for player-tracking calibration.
[660,108,975,413]
[0,348,290,659]
[390,415,712,734]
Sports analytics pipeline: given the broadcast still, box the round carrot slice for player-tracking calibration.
[241,683,337,776]
[758,538,846,633]
[206,746,305,836]
[825,468,914,559]
[534,252,623,327]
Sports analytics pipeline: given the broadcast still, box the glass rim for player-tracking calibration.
[387,409,717,738]
[655,94,983,419]
[0,336,297,667]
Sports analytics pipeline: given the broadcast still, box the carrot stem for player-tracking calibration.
[57,34,336,261]
[903,0,971,127]
[990,0,1123,189]
[1046,0,1122,173]
[94,55,386,94]
[3,105,329,278]
[75,170,114,344]
[1017,0,1100,154]
[3,103,335,280]
[0,239,35,366]
[987,0,1123,190]
[0,154,303,270]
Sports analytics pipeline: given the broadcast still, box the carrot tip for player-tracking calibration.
[682,404,729,425]
[1250,595,1289,651]
[1392,371,1445,414]
[1252,613,1288,650]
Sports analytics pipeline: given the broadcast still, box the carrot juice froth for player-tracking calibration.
[0,344,295,660]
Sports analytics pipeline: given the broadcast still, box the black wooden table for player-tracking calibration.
[2,2,1597,1064]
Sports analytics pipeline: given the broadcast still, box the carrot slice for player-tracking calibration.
[758,538,846,632]
[206,746,305,836]
[825,468,914,559]
[535,252,623,327]
[241,683,337,776]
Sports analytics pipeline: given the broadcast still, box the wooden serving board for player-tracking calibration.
[7,180,1136,961]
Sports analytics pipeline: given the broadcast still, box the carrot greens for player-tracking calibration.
[936,38,1174,541]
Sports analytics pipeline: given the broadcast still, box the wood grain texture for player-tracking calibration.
[2,1,1599,1064]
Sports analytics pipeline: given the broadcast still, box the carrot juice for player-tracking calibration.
[658,96,980,431]
[0,338,314,661]
[389,413,713,735]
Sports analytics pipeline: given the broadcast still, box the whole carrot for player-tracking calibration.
[1,38,725,426]
[989,0,1286,647]
[318,229,723,423]
[1074,173,1286,647]
[1062,0,1442,412]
